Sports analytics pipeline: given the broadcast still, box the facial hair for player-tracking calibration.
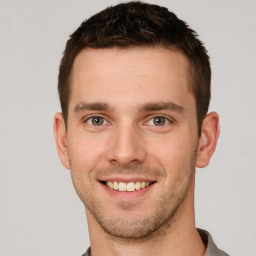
[70,149,197,240]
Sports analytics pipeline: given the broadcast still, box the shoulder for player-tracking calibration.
[197,228,229,256]
[81,247,91,256]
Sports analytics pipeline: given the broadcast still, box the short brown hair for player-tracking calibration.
[58,1,211,134]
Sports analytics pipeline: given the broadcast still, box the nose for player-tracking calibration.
[106,124,147,167]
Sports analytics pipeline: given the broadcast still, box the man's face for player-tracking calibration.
[63,47,200,239]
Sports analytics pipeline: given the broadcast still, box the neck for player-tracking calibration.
[86,181,205,256]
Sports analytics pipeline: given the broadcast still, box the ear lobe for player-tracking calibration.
[53,112,70,169]
[196,112,220,168]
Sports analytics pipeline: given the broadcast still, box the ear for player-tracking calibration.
[53,112,70,169]
[196,112,220,168]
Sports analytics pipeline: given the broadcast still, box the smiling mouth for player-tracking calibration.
[101,181,156,192]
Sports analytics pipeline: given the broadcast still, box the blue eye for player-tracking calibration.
[148,116,169,126]
[86,116,107,126]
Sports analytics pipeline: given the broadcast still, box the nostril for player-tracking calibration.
[106,135,146,166]
[109,158,142,167]
[109,159,122,167]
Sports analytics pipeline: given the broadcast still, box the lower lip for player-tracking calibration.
[99,182,156,200]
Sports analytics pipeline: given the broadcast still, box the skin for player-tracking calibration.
[54,47,219,256]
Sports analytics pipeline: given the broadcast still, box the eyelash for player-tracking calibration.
[146,115,172,126]
[83,116,108,126]
[83,115,173,127]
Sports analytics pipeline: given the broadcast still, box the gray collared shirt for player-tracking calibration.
[197,229,229,256]
[82,229,229,256]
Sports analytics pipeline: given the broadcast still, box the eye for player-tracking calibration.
[147,116,170,126]
[86,116,107,126]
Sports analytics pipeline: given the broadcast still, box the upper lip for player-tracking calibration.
[98,176,157,183]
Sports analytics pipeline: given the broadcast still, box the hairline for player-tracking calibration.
[65,45,197,127]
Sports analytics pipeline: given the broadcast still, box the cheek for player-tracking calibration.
[147,132,197,170]
[67,132,107,171]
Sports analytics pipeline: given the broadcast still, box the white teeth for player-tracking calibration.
[113,181,119,190]
[106,181,152,191]
[135,182,141,190]
[107,181,113,189]
[119,182,127,191]
[126,182,135,191]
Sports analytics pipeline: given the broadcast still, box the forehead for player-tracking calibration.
[69,47,194,112]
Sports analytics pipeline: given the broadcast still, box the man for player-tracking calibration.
[53,2,229,255]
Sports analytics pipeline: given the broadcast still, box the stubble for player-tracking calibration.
[70,148,197,240]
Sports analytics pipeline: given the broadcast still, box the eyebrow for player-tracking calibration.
[73,101,185,114]
[138,102,185,113]
[74,102,111,113]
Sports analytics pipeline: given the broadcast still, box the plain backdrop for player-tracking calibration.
[0,0,255,255]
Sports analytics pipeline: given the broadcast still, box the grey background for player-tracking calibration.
[0,0,255,255]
